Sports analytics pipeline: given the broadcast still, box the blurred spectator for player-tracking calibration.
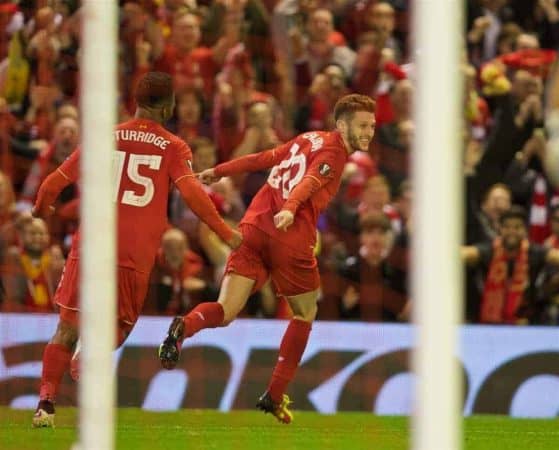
[544,205,559,249]
[144,228,207,315]
[213,43,287,162]
[362,1,401,58]
[461,206,559,324]
[343,149,377,202]
[509,0,559,49]
[467,0,514,66]
[385,179,412,237]
[19,115,79,210]
[18,115,79,248]
[503,130,556,243]
[191,136,217,173]
[464,64,491,141]
[172,88,212,141]
[1,217,64,312]
[329,174,392,237]
[26,7,59,88]
[233,100,280,158]
[203,0,279,94]
[333,211,407,321]
[474,69,543,200]
[170,170,244,284]
[342,1,402,56]
[295,62,350,132]
[0,170,18,260]
[156,0,197,39]
[377,118,414,194]
[290,8,356,99]
[154,10,239,100]
[467,182,512,244]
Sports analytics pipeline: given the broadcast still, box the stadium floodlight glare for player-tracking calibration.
[412,1,463,450]
[77,1,117,449]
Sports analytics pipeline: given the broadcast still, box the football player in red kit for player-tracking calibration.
[31,72,242,428]
[159,94,376,423]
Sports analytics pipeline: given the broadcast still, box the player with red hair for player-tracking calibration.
[159,94,376,423]
[31,72,242,428]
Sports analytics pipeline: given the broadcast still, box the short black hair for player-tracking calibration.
[499,205,528,226]
[134,72,174,109]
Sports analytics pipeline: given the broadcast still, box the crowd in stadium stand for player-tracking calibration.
[2,0,559,325]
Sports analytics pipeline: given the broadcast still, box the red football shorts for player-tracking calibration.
[225,224,320,297]
[55,257,150,330]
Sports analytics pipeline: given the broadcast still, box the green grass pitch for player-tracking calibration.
[1,407,558,450]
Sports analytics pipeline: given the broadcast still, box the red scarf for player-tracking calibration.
[19,251,54,312]
[480,238,529,324]
[529,175,551,244]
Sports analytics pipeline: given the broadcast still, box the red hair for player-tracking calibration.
[334,94,376,121]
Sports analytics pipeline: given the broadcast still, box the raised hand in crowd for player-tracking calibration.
[468,15,492,44]
[515,93,544,128]
[135,35,152,68]
[539,0,559,22]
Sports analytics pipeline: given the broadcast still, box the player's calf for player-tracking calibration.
[32,400,55,428]
[158,316,184,370]
[69,339,81,381]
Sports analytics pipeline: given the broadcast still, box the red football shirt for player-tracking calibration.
[215,131,348,251]
[59,118,195,273]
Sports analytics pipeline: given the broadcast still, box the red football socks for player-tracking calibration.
[268,318,312,403]
[39,343,72,402]
[183,302,225,338]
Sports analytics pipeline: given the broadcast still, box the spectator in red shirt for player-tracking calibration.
[213,43,287,162]
[145,228,207,315]
[19,115,79,209]
[290,8,356,100]
[154,10,238,100]
[335,211,407,321]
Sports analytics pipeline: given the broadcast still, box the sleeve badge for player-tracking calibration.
[319,162,331,177]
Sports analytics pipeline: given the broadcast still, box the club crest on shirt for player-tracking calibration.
[319,162,331,177]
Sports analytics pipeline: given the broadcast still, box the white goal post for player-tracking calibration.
[79,1,118,449]
[412,1,464,450]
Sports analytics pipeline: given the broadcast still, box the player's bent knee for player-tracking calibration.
[292,304,317,322]
[287,290,319,322]
[52,320,79,349]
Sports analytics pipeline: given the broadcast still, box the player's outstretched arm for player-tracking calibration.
[175,175,242,249]
[213,140,293,178]
[33,152,79,218]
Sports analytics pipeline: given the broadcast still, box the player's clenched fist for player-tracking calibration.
[226,229,243,249]
[198,168,221,185]
[274,210,294,231]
